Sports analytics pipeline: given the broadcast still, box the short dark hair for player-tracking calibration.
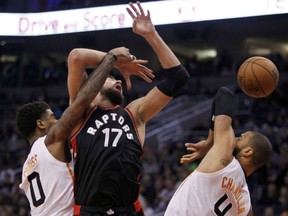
[16,101,50,138]
[249,131,272,168]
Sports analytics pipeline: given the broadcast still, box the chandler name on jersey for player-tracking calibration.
[165,158,251,216]
[70,105,143,208]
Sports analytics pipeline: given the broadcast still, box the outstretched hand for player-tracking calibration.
[180,140,211,164]
[126,1,156,37]
[115,59,154,90]
[109,47,155,90]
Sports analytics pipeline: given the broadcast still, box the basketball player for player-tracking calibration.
[16,47,135,216]
[68,2,190,215]
[165,87,272,216]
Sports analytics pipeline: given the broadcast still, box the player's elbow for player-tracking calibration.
[68,48,84,65]
[157,65,190,97]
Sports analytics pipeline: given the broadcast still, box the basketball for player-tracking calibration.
[237,56,279,98]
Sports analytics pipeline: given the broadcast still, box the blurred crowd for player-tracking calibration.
[0,52,288,216]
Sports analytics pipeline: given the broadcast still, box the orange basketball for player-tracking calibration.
[237,56,279,98]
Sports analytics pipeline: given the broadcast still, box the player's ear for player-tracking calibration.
[36,119,46,130]
[242,147,254,158]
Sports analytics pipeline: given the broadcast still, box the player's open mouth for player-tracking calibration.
[115,84,122,91]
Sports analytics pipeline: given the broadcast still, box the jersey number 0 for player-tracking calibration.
[28,171,46,207]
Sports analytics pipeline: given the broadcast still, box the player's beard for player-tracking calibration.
[233,147,240,157]
[233,144,247,158]
[100,88,124,105]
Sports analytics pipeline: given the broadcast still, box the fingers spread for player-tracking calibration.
[147,10,151,18]
[145,71,155,79]
[135,59,148,64]
[126,7,135,19]
[181,154,194,158]
[138,71,152,83]
[186,147,196,152]
[140,67,155,79]
[180,154,197,164]
[137,1,145,15]
[180,156,193,164]
[185,143,195,147]
[128,2,140,16]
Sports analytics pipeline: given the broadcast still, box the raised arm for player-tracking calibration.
[126,1,190,123]
[46,47,133,158]
[67,48,107,104]
[67,48,154,104]
[196,87,236,173]
[127,2,180,68]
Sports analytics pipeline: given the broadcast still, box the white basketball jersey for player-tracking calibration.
[20,136,74,216]
[165,158,251,216]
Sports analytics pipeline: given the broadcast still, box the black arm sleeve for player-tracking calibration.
[210,87,234,131]
[214,87,235,117]
[157,65,190,97]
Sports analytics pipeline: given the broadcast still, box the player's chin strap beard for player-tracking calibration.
[100,88,123,106]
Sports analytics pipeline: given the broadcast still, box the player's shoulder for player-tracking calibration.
[30,136,46,150]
